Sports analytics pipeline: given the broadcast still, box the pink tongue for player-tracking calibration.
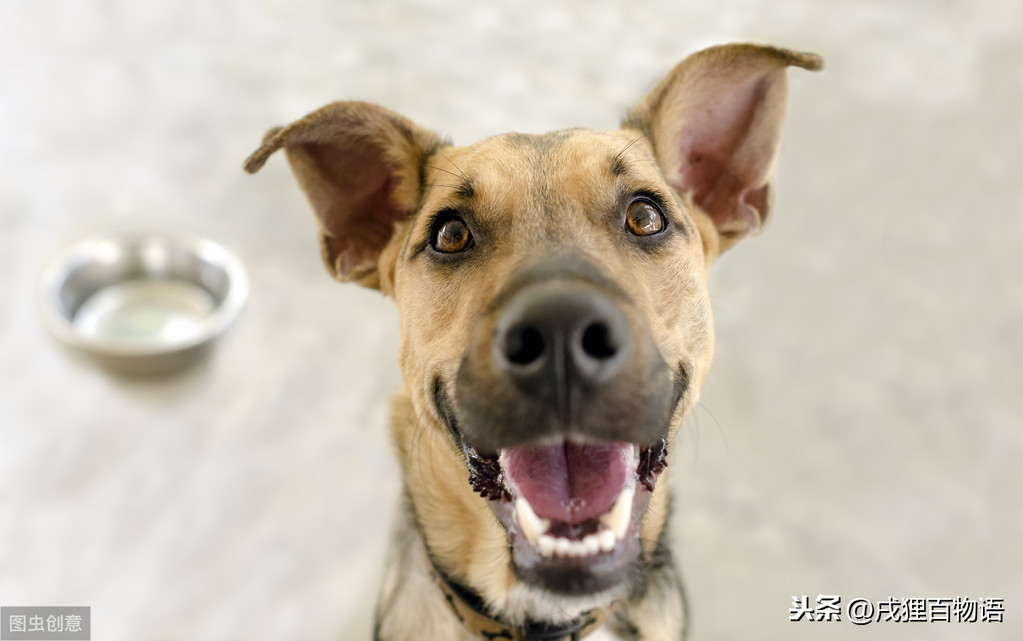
[502,440,633,523]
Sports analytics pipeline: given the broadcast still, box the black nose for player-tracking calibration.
[493,282,631,404]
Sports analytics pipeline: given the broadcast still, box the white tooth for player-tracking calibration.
[598,529,616,552]
[542,534,611,558]
[554,537,571,557]
[515,498,550,546]
[538,535,556,558]
[600,484,635,540]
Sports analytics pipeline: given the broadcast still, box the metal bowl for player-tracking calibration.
[39,227,248,375]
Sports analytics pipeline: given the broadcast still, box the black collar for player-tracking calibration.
[426,556,612,641]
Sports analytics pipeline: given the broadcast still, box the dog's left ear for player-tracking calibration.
[625,44,822,258]
[244,101,446,290]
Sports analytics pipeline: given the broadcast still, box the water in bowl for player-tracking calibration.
[72,278,216,346]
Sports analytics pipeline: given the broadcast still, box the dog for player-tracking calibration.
[244,43,821,641]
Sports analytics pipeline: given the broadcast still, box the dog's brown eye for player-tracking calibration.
[433,217,472,253]
[625,200,665,236]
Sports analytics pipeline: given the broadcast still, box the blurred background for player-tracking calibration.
[1,1,1020,640]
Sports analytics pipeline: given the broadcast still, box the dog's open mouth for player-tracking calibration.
[463,436,668,593]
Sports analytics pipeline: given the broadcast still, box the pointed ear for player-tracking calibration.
[244,101,446,289]
[625,44,822,257]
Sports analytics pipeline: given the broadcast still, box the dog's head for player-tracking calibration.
[246,44,820,621]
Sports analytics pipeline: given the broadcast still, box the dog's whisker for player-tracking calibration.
[683,412,702,465]
[613,132,649,167]
[420,162,466,182]
[435,151,470,182]
[408,408,448,506]
[694,401,729,454]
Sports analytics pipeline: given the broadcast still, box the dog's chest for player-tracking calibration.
[587,628,625,641]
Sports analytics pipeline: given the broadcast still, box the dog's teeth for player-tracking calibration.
[536,533,614,558]
[554,537,571,557]
[598,529,616,552]
[568,539,586,557]
[600,483,635,540]
[538,534,556,558]
[581,534,600,556]
[515,498,550,545]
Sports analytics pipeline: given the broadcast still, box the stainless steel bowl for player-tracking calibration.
[39,227,248,375]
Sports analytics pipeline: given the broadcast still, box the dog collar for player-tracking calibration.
[428,562,612,641]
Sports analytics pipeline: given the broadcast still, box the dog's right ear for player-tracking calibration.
[244,101,446,290]
[625,44,822,260]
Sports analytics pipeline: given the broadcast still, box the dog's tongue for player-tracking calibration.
[502,440,633,523]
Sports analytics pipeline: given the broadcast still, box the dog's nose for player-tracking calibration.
[493,282,631,402]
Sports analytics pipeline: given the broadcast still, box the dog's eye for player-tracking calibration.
[432,216,473,253]
[625,200,666,236]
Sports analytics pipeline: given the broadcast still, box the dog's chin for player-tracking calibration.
[463,436,668,597]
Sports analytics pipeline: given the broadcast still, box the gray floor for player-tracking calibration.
[1,2,1021,640]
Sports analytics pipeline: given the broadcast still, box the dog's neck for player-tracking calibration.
[426,547,613,641]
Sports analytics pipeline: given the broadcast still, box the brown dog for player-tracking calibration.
[245,43,821,641]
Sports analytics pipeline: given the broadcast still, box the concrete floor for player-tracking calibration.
[1,1,1021,640]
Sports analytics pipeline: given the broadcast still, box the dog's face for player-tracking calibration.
[245,43,821,620]
[392,129,712,601]
[388,129,711,603]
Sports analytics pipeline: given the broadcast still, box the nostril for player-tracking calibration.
[581,322,617,360]
[505,326,545,365]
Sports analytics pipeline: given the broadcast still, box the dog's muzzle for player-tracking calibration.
[447,258,678,595]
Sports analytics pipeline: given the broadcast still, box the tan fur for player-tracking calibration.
[245,43,821,641]
[382,133,711,630]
